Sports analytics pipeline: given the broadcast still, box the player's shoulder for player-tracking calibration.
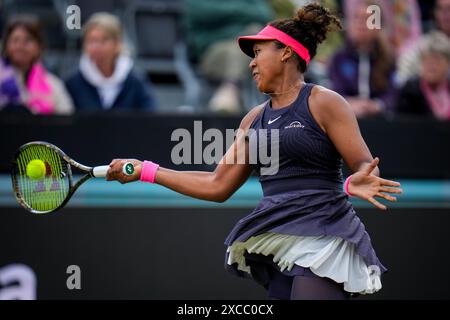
[310,84,352,115]
[239,101,267,130]
[310,85,346,105]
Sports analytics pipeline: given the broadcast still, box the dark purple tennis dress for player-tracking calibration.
[224,83,386,293]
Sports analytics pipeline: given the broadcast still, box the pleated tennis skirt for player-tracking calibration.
[227,232,381,294]
[224,187,387,295]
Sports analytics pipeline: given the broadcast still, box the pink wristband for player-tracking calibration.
[344,175,354,196]
[140,160,160,183]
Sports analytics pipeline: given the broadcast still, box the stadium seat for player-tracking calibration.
[125,0,201,111]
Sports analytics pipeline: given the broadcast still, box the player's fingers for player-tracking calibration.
[113,160,127,174]
[376,192,397,202]
[368,196,387,210]
[125,174,134,184]
[379,178,401,187]
[106,167,116,181]
[363,157,379,175]
[120,172,134,184]
[380,186,403,194]
[109,159,120,167]
[110,161,126,180]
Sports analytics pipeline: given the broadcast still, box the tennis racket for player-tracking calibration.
[11,141,135,214]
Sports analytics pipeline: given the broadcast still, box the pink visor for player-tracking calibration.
[238,25,311,64]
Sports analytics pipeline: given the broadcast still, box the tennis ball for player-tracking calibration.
[26,159,46,180]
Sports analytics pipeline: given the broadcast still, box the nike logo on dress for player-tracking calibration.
[268,116,282,124]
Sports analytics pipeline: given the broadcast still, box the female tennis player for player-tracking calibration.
[106,3,402,300]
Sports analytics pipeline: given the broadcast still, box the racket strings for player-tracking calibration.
[14,144,70,212]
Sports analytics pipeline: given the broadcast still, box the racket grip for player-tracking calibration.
[92,165,109,178]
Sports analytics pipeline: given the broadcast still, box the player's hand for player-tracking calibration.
[348,157,403,210]
[106,159,142,184]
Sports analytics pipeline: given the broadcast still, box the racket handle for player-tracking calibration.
[92,165,109,178]
[92,163,135,178]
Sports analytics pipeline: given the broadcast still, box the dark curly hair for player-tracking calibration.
[271,2,342,72]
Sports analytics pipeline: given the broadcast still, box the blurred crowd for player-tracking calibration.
[0,0,449,121]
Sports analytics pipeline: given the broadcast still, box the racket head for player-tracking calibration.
[11,141,74,214]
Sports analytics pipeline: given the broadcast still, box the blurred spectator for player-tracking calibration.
[184,0,274,113]
[65,13,156,111]
[344,0,422,57]
[396,31,450,120]
[434,0,450,36]
[0,15,74,114]
[390,0,422,57]
[329,1,396,118]
[397,0,450,85]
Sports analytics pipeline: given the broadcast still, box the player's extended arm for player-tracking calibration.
[106,106,263,202]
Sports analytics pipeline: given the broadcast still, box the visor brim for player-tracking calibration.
[237,35,276,58]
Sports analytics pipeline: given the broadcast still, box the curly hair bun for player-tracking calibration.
[293,3,342,45]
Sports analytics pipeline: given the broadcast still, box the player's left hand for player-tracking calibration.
[106,159,142,184]
[347,157,403,210]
